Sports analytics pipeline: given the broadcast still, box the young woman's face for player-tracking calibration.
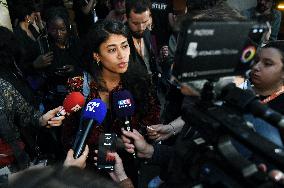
[48,17,68,44]
[94,34,130,74]
[251,47,284,90]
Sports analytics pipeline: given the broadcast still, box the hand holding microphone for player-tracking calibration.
[39,106,66,127]
[121,129,154,159]
[64,145,89,169]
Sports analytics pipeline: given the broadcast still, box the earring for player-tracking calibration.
[96,60,101,66]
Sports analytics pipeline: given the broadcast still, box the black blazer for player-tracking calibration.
[128,28,161,80]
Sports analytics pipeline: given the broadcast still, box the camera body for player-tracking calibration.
[164,20,284,187]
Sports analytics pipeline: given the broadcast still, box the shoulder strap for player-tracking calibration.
[83,71,91,100]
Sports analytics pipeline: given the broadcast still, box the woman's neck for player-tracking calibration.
[101,69,121,91]
[19,22,30,32]
[254,83,284,96]
[20,22,35,41]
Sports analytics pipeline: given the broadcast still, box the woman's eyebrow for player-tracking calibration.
[106,40,128,48]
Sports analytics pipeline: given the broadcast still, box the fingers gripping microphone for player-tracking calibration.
[73,99,107,158]
[56,92,85,116]
[112,90,136,158]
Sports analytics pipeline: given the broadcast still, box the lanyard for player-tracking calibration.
[260,86,284,104]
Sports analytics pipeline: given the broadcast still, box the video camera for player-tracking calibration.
[168,19,284,187]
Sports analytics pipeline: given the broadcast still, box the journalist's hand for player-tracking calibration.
[121,129,154,159]
[147,124,173,141]
[64,145,89,169]
[94,151,128,182]
[39,106,66,127]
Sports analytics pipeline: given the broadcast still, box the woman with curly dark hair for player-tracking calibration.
[62,19,160,186]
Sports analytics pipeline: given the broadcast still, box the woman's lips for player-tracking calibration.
[118,62,127,68]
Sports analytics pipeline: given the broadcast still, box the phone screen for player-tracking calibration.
[97,133,117,171]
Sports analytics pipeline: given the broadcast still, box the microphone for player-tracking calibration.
[73,99,107,159]
[221,83,284,130]
[112,90,136,158]
[112,90,135,131]
[56,92,85,116]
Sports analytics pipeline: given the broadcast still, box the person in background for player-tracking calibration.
[168,0,188,31]
[13,3,53,92]
[125,0,161,89]
[106,0,127,23]
[150,0,171,51]
[249,42,284,114]
[242,0,281,41]
[0,26,65,186]
[31,7,83,162]
[240,41,284,146]
[72,0,98,38]
[42,6,82,110]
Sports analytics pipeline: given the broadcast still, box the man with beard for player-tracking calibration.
[242,0,281,41]
[125,0,161,89]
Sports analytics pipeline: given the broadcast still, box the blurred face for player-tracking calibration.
[48,17,68,45]
[127,9,151,39]
[251,48,284,91]
[257,0,273,13]
[114,0,125,13]
[94,34,130,74]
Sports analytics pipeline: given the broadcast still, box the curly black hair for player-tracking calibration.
[83,20,154,118]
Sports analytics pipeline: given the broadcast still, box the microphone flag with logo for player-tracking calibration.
[112,90,135,131]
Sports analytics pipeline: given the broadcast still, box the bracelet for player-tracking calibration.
[169,123,176,136]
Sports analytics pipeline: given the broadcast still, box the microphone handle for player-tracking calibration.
[124,118,133,132]
[124,117,136,159]
[55,108,65,117]
[73,119,94,159]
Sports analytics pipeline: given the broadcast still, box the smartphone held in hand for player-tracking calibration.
[97,133,117,172]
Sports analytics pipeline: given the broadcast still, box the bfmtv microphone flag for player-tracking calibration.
[83,99,107,124]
